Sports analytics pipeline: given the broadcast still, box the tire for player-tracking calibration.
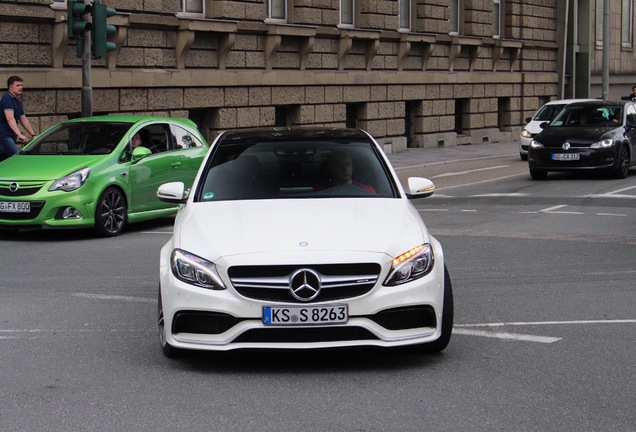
[520,153,528,161]
[415,265,454,354]
[94,187,126,237]
[614,145,630,179]
[529,167,548,180]
[158,288,186,358]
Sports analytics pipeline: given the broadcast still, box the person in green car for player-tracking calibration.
[1,75,37,160]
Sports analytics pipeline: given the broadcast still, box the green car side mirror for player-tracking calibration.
[131,146,152,162]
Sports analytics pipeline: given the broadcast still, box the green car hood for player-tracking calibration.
[0,154,108,181]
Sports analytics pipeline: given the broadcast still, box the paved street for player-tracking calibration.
[1,142,634,431]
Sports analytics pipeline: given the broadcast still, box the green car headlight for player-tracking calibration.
[49,167,91,192]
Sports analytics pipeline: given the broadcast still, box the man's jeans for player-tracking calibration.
[0,136,18,160]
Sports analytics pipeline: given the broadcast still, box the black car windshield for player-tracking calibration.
[196,139,398,201]
[20,122,131,155]
[534,104,567,122]
[550,105,622,127]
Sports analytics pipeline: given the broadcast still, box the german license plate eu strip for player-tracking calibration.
[263,304,348,326]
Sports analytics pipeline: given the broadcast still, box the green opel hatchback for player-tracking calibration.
[0,115,208,236]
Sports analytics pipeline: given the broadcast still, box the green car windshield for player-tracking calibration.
[20,122,132,155]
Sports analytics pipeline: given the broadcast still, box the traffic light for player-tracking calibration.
[67,0,92,39]
[91,1,117,59]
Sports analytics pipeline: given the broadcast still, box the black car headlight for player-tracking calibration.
[49,167,91,192]
[529,139,543,149]
[590,139,615,149]
[384,244,434,286]
[170,249,226,290]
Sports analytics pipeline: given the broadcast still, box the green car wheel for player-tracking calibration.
[95,187,126,237]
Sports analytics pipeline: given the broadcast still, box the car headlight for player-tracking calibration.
[170,249,226,290]
[49,167,91,192]
[529,139,543,149]
[521,129,532,139]
[590,139,615,149]
[384,244,434,286]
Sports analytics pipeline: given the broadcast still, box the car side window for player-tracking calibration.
[626,104,636,124]
[144,123,170,154]
[171,125,204,149]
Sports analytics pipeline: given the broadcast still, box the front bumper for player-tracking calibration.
[159,239,446,351]
[0,181,98,229]
[528,146,620,171]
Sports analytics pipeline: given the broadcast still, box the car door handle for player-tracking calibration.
[121,172,128,177]
[171,162,182,168]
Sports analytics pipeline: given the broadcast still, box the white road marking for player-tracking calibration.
[470,193,529,197]
[539,205,584,215]
[453,318,636,343]
[432,165,510,178]
[597,213,627,217]
[457,319,636,327]
[453,329,561,344]
[72,293,155,303]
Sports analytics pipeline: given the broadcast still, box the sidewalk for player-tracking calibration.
[386,141,520,171]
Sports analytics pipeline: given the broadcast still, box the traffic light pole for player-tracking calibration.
[81,0,92,117]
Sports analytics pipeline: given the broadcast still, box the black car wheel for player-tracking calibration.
[94,187,126,237]
[158,289,186,358]
[414,265,453,354]
[614,145,630,179]
[529,167,548,180]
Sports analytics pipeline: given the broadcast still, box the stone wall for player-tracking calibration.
[0,0,572,150]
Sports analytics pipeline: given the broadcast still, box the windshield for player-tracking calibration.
[534,104,567,122]
[550,105,622,127]
[196,140,399,201]
[20,122,131,155]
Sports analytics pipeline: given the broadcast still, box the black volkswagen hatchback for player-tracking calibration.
[527,100,635,179]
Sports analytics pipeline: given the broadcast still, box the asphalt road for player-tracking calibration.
[1,143,634,431]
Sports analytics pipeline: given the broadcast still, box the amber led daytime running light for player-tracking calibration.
[392,244,425,266]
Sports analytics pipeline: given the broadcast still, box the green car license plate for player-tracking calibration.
[263,304,348,326]
[0,201,30,213]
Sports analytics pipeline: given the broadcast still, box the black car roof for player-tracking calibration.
[218,127,372,144]
[565,100,626,108]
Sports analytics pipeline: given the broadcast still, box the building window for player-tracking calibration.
[595,0,604,44]
[345,104,358,128]
[399,0,411,31]
[622,0,633,46]
[275,106,290,127]
[267,0,287,21]
[341,0,354,27]
[450,0,460,34]
[178,0,203,15]
[493,0,501,38]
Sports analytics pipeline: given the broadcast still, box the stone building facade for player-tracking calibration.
[0,0,634,151]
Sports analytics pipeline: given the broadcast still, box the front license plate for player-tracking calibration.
[552,153,580,161]
[0,201,30,213]
[263,304,348,326]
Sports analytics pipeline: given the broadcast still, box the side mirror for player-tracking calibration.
[539,121,549,130]
[131,146,152,163]
[406,177,435,199]
[157,182,188,204]
[525,117,532,123]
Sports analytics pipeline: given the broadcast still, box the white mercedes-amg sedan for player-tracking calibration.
[156,127,453,357]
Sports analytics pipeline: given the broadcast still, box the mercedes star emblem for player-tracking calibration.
[289,269,321,302]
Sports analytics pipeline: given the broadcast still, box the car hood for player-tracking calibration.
[0,155,107,180]
[174,199,430,260]
[536,126,622,147]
